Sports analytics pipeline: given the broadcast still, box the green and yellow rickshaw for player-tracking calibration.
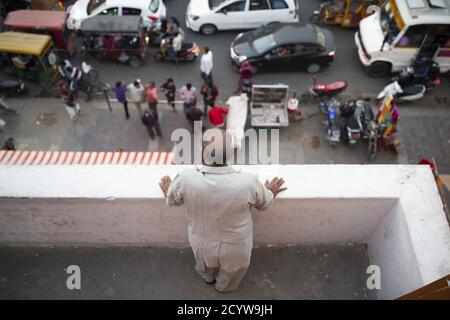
[0,31,59,83]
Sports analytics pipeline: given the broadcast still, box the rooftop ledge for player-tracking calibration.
[0,164,449,299]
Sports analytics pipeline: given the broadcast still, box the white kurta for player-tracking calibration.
[166,165,273,272]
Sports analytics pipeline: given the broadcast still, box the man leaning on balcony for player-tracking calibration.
[159,128,286,293]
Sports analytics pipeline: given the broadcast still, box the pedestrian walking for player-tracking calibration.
[200,82,219,115]
[200,46,213,84]
[141,109,162,140]
[161,78,177,112]
[180,83,197,113]
[58,80,81,121]
[127,79,145,113]
[146,81,159,120]
[112,81,129,119]
[236,58,253,93]
[208,103,228,128]
[185,105,203,131]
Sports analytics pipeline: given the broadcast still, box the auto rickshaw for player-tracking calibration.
[0,32,59,83]
[310,0,383,28]
[80,15,148,68]
[4,10,76,56]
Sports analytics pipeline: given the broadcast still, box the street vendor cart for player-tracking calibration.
[250,84,289,127]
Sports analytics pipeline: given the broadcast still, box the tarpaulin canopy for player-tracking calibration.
[4,10,67,31]
[0,32,52,56]
[80,15,143,34]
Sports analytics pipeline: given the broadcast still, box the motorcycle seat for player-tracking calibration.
[345,116,361,130]
[325,81,347,91]
[181,43,193,50]
[402,84,425,95]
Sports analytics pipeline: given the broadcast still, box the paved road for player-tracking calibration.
[1,0,450,172]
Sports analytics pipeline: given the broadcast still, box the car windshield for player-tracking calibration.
[87,0,106,15]
[149,0,160,13]
[209,0,233,10]
[379,1,402,44]
[313,25,326,47]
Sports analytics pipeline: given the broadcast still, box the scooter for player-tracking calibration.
[0,79,26,96]
[154,38,200,63]
[377,81,426,102]
[303,74,348,102]
[378,59,441,102]
[324,98,341,146]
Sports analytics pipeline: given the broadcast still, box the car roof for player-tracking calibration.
[4,10,67,31]
[105,0,150,8]
[80,15,143,33]
[397,0,450,25]
[271,23,323,46]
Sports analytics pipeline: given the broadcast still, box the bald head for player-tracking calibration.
[202,128,233,166]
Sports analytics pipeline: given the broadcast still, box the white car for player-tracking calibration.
[186,0,299,35]
[66,0,167,30]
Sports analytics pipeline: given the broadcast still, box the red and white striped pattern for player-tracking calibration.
[0,151,174,166]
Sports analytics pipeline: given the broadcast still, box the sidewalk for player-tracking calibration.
[0,92,449,172]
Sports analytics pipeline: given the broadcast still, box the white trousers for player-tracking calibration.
[65,103,81,120]
[195,260,249,292]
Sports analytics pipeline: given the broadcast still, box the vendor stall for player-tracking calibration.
[250,84,289,127]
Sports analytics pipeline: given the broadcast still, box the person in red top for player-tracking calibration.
[208,103,228,127]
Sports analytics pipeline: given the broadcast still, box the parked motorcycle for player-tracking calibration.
[303,74,347,103]
[0,79,26,96]
[154,38,200,63]
[324,98,341,146]
[397,58,441,90]
[340,99,378,160]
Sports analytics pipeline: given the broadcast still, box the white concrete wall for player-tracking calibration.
[0,164,449,299]
[368,203,423,299]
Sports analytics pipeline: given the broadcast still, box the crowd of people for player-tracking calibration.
[57,21,255,141]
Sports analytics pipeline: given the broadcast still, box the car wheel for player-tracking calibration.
[307,63,321,74]
[368,61,391,77]
[200,24,217,36]
[129,55,143,68]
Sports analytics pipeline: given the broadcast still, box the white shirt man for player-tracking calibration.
[172,33,183,52]
[127,79,145,112]
[159,129,286,292]
[200,47,213,83]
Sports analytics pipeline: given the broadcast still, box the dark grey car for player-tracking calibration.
[230,22,336,73]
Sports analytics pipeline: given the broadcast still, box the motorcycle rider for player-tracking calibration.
[169,31,183,65]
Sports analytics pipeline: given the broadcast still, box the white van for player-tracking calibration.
[186,0,299,35]
[355,0,450,77]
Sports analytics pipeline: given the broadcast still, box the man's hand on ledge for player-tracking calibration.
[159,175,172,197]
[265,177,287,198]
